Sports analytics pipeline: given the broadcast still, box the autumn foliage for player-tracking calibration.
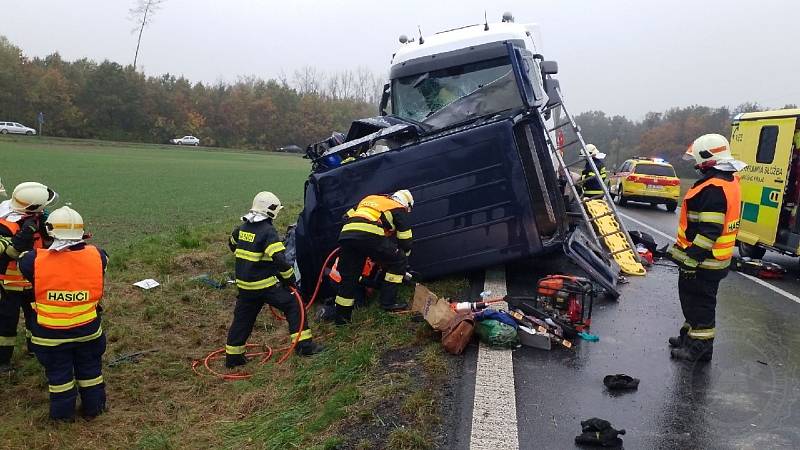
[0,36,375,150]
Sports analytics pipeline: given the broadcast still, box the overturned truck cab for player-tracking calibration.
[296,20,577,291]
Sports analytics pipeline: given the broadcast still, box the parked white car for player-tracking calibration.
[170,135,200,146]
[0,122,36,135]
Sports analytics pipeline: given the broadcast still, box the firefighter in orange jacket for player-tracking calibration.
[668,134,746,362]
[0,182,57,372]
[18,206,108,421]
[334,190,414,325]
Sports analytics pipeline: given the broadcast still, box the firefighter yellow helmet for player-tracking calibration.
[391,189,414,211]
[684,134,745,171]
[10,182,58,214]
[251,191,283,219]
[45,206,84,240]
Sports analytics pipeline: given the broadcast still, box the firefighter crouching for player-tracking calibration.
[334,190,414,325]
[668,134,746,362]
[0,182,57,372]
[225,192,324,368]
[18,206,108,421]
[580,144,608,198]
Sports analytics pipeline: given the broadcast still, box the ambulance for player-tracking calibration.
[730,109,800,259]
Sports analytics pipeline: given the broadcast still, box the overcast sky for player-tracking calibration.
[2,0,798,118]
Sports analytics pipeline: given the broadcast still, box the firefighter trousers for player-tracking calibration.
[33,334,106,420]
[335,238,407,309]
[0,288,35,363]
[226,286,310,361]
[678,269,722,343]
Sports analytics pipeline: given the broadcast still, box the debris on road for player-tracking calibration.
[411,284,456,331]
[475,319,519,348]
[133,278,160,289]
[731,257,787,279]
[575,417,626,448]
[603,374,640,391]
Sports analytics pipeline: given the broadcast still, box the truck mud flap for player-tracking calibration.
[563,227,620,299]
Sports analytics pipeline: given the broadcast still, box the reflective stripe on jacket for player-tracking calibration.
[0,218,44,290]
[231,219,292,292]
[670,176,741,270]
[33,245,104,329]
[341,195,413,243]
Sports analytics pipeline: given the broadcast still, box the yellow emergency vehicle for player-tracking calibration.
[608,157,681,212]
[730,109,800,258]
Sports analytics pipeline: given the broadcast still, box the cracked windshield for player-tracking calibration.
[392,56,521,128]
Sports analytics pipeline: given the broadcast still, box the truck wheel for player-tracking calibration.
[738,241,766,259]
[666,201,678,213]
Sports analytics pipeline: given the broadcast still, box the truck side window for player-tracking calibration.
[757,126,779,164]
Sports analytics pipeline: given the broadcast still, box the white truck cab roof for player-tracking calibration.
[390,21,543,70]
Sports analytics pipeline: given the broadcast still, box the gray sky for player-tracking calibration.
[2,0,798,118]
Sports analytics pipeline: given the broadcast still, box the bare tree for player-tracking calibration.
[130,0,166,70]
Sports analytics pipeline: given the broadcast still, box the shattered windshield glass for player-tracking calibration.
[392,56,523,130]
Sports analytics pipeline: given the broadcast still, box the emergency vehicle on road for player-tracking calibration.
[730,109,800,259]
[608,157,681,212]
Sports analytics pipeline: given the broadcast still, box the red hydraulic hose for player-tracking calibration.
[193,248,340,380]
[270,247,341,320]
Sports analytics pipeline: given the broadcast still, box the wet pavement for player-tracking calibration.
[454,202,800,449]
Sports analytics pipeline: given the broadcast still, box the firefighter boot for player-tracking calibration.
[379,282,408,311]
[335,304,353,326]
[670,338,713,362]
[295,340,325,356]
[668,323,690,348]
[225,354,248,368]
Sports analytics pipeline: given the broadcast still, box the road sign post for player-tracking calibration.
[37,112,44,136]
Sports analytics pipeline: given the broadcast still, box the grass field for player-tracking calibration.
[0,136,310,250]
[0,137,463,449]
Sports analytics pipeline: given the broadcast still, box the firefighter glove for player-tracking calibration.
[283,276,298,291]
[11,217,39,252]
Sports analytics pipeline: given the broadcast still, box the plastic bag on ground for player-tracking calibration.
[475,319,519,348]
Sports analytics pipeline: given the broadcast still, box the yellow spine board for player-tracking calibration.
[585,200,646,276]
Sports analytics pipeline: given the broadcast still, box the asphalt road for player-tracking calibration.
[454,201,800,449]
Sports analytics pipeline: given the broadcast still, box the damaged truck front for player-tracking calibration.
[296,21,569,290]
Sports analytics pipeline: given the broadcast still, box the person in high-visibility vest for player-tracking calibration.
[579,144,608,197]
[17,206,108,421]
[0,182,57,372]
[225,192,324,368]
[334,190,414,325]
[668,134,746,362]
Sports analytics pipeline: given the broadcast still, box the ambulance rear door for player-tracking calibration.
[731,116,796,246]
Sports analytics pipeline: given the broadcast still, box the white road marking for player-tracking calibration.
[619,211,800,306]
[737,272,800,305]
[469,267,519,450]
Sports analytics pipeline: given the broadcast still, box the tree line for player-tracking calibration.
[571,103,796,177]
[0,36,380,150]
[2,34,794,164]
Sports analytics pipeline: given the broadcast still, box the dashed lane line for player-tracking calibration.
[469,267,519,450]
[619,211,800,306]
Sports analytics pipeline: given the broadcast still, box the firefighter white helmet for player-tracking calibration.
[251,191,283,219]
[584,144,606,159]
[10,182,58,214]
[45,206,84,240]
[391,189,414,211]
[684,134,747,172]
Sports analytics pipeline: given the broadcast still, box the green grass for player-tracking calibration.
[0,136,464,449]
[0,136,309,251]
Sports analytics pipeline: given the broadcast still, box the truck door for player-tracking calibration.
[731,117,795,246]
